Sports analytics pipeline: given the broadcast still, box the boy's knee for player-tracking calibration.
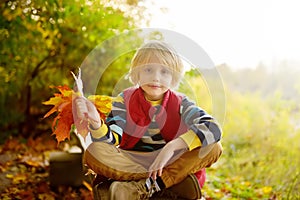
[197,142,222,168]
[208,142,223,165]
[84,142,116,167]
[198,142,222,158]
[214,142,223,160]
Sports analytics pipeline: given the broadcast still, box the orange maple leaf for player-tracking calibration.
[51,103,74,143]
[43,86,75,144]
[43,85,121,144]
[43,85,74,118]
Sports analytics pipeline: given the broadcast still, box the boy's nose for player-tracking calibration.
[152,71,161,81]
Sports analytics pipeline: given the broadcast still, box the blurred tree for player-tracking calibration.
[0,0,148,141]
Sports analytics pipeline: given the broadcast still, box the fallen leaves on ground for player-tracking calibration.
[202,170,279,200]
[0,135,93,200]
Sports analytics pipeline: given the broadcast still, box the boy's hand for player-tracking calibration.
[74,97,101,129]
[148,137,188,180]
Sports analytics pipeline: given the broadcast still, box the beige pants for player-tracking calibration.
[84,142,222,188]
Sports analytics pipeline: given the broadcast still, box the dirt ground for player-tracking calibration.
[0,135,93,200]
[0,135,200,200]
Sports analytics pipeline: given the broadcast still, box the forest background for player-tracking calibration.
[1,0,299,199]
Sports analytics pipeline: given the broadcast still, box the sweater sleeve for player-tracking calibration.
[89,93,126,146]
[179,130,202,150]
[180,96,222,148]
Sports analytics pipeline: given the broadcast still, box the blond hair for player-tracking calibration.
[128,40,184,89]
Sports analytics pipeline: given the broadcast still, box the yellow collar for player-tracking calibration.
[145,96,162,106]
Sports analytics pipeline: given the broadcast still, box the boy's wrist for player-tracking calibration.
[89,121,108,139]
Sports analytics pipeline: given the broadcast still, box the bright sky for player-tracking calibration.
[144,0,300,69]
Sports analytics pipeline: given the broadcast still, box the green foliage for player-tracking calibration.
[0,0,146,140]
[185,66,300,199]
[2,1,299,197]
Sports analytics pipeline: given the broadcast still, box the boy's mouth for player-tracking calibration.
[147,84,161,89]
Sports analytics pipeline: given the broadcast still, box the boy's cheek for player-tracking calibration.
[161,78,173,87]
[138,74,150,82]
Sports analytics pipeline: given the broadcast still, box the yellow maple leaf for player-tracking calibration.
[88,95,122,116]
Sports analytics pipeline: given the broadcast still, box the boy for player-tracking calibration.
[75,40,222,199]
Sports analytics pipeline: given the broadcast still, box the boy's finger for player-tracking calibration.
[158,168,163,177]
[87,113,98,122]
[151,171,157,180]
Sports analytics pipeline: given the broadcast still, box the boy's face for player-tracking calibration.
[138,60,173,101]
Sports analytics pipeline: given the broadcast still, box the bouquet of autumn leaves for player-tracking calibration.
[43,69,121,144]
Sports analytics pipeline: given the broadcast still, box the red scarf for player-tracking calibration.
[119,87,188,150]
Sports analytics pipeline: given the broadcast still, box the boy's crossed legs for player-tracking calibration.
[84,142,222,199]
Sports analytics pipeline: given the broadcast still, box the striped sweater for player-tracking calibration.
[90,87,222,151]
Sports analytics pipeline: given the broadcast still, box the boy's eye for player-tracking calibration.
[144,67,152,73]
[161,68,170,74]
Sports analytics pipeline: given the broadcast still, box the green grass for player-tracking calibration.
[182,76,300,199]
